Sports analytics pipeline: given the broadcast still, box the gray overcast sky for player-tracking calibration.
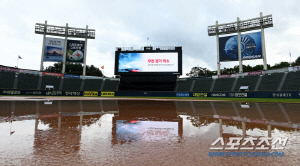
[0,0,299,77]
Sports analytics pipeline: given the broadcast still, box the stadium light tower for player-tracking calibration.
[35,21,95,76]
[208,12,273,75]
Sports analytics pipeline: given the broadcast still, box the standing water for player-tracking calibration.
[0,100,299,165]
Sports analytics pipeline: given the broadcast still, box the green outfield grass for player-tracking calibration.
[1,95,300,103]
[114,96,300,103]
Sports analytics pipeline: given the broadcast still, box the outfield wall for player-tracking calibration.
[1,89,300,99]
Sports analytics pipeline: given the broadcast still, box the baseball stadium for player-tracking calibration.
[1,5,300,166]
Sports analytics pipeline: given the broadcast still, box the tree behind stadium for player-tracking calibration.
[45,62,103,77]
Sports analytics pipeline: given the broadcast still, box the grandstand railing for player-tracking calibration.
[0,65,104,80]
[2,64,300,92]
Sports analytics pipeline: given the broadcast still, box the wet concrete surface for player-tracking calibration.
[0,100,299,165]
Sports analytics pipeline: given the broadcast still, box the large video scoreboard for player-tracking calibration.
[114,47,182,76]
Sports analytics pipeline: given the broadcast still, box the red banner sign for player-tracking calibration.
[42,72,64,77]
[218,74,232,78]
[247,71,263,76]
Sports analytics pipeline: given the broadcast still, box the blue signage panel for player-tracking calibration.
[64,74,80,79]
[43,37,65,62]
[176,92,190,97]
[0,89,300,99]
[219,32,262,62]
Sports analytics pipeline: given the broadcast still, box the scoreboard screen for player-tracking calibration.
[115,48,182,75]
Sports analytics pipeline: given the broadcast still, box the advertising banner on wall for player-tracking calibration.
[42,72,64,77]
[44,37,65,62]
[64,74,80,79]
[118,52,178,72]
[66,40,85,63]
[101,92,115,97]
[176,92,190,97]
[219,32,262,62]
[0,66,20,72]
[84,91,98,97]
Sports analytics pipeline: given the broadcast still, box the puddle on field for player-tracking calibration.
[0,100,299,165]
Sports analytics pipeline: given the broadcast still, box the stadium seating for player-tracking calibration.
[2,64,300,93]
[282,71,300,91]
[193,79,213,91]
[17,73,39,90]
[176,79,193,91]
[83,79,103,91]
[258,73,284,91]
[213,78,235,91]
[234,75,259,91]
[40,75,61,90]
[0,71,15,89]
[103,79,119,91]
[62,78,82,91]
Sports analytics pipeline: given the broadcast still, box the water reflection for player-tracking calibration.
[112,101,183,144]
[0,100,299,165]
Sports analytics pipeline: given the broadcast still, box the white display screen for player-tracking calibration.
[116,120,179,141]
[118,52,178,73]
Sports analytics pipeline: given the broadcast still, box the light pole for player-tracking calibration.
[17,55,22,68]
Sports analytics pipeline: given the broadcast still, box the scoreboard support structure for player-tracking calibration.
[115,46,182,91]
[208,12,273,75]
[62,23,68,74]
[35,21,95,76]
[40,20,47,72]
[260,12,268,71]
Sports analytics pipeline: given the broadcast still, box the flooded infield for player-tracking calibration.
[0,99,300,165]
